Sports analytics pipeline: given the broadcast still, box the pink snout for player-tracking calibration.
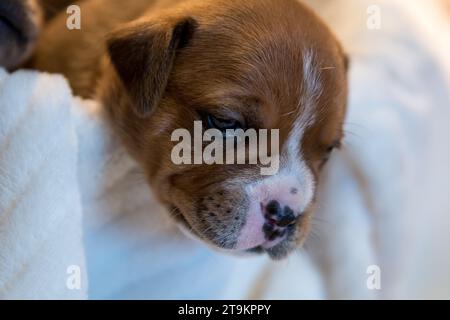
[235,179,304,250]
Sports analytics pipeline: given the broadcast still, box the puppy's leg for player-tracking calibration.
[0,0,42,69]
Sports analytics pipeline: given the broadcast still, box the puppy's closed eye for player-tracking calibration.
[321,140,342,166]
[204,113,246,132]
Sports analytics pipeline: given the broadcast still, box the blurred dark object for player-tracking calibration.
[0,0,75,70]
[0,0,42,69]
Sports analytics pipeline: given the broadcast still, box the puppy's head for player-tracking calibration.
[100,0,348,259]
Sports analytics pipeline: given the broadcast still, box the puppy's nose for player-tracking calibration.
[264,200,297,227]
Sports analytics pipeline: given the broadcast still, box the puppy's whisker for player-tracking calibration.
[311,216,330,225]
[320,66,336,70]
[281,110,297,117]
[344,121,365,129]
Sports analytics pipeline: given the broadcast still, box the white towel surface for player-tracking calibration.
[0,69,87,299]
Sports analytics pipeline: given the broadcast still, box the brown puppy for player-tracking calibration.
[33,0,348,259]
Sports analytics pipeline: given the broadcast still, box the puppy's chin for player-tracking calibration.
[170,206,303,260]
[245,224,306,260]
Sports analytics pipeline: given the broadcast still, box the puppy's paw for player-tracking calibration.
[0,0,42,69]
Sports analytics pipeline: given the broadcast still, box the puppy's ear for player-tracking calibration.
[107,17,197,118]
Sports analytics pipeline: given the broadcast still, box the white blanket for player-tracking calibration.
[1,0,449,299]
[0,69,87,299]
